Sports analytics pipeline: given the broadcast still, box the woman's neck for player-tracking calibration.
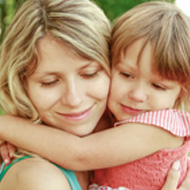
[75,171,90,190]
[93,110,114,133]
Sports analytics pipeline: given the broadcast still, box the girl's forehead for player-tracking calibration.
[121,39,154,65]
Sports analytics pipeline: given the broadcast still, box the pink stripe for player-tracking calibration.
[114,109,190,137]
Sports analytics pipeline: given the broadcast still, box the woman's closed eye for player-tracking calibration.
[80,71,99,79]
[41,79,59,87]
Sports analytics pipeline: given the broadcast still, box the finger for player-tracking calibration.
[0,140,5,146]
[161,160,181,190]
[178,159,190,190]
[7,143,16,158]
[0,143,11,165]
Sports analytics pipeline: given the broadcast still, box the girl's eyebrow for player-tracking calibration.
[117,60,137,72]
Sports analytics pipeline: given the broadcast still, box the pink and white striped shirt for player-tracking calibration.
[115,108,190,137]
[90,109,190,190]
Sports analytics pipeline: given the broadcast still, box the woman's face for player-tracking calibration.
[27,35,110,137]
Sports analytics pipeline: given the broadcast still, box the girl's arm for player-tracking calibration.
[0,114,183,170]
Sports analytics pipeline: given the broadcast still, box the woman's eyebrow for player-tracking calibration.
[80,61,100,69]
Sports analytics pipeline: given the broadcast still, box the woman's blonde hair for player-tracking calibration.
[0,0,111,121]
[111,1,190,111]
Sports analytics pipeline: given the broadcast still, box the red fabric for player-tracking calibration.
[91,109,190,190]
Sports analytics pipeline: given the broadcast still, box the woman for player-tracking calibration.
[0,0,189,189]
[0,0,110,189]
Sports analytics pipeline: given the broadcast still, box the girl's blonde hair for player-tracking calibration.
[0,0,111,122]
[111,1,190,111]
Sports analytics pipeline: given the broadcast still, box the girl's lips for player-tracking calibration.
[57,106,92,121]
[121,105,142,115]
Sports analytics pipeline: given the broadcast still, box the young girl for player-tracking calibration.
[0,1,190,190]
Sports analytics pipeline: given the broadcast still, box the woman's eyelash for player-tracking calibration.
[41,80,58,87]
[81,71,99,78]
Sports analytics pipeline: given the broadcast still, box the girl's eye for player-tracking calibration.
[152,83,166,91]
[120,72,133,79]
[41,80,59,87]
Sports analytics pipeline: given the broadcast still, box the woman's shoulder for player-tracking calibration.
[0,156,73,190]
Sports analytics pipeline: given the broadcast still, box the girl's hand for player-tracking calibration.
[178,159,190,190]
[162,159,190,190]
[0,142,16,165]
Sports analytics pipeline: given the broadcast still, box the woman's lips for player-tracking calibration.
[57,106,92,121]
[121,105,142,115]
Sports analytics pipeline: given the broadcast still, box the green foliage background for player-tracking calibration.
[94,0,175,21]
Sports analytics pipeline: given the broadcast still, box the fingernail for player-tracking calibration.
[9,152,13,158]
[4,159,9,165]
[172,160,180,171]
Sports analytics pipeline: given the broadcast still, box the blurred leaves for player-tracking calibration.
[94,0,175,21]
[0,0,24,42]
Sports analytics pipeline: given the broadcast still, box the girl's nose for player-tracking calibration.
[128,83,147,103]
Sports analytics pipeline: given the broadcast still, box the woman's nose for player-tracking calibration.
[61,80,84,107]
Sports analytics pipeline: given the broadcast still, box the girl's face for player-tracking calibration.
[27,35,110,137]
[108,38,182,121]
